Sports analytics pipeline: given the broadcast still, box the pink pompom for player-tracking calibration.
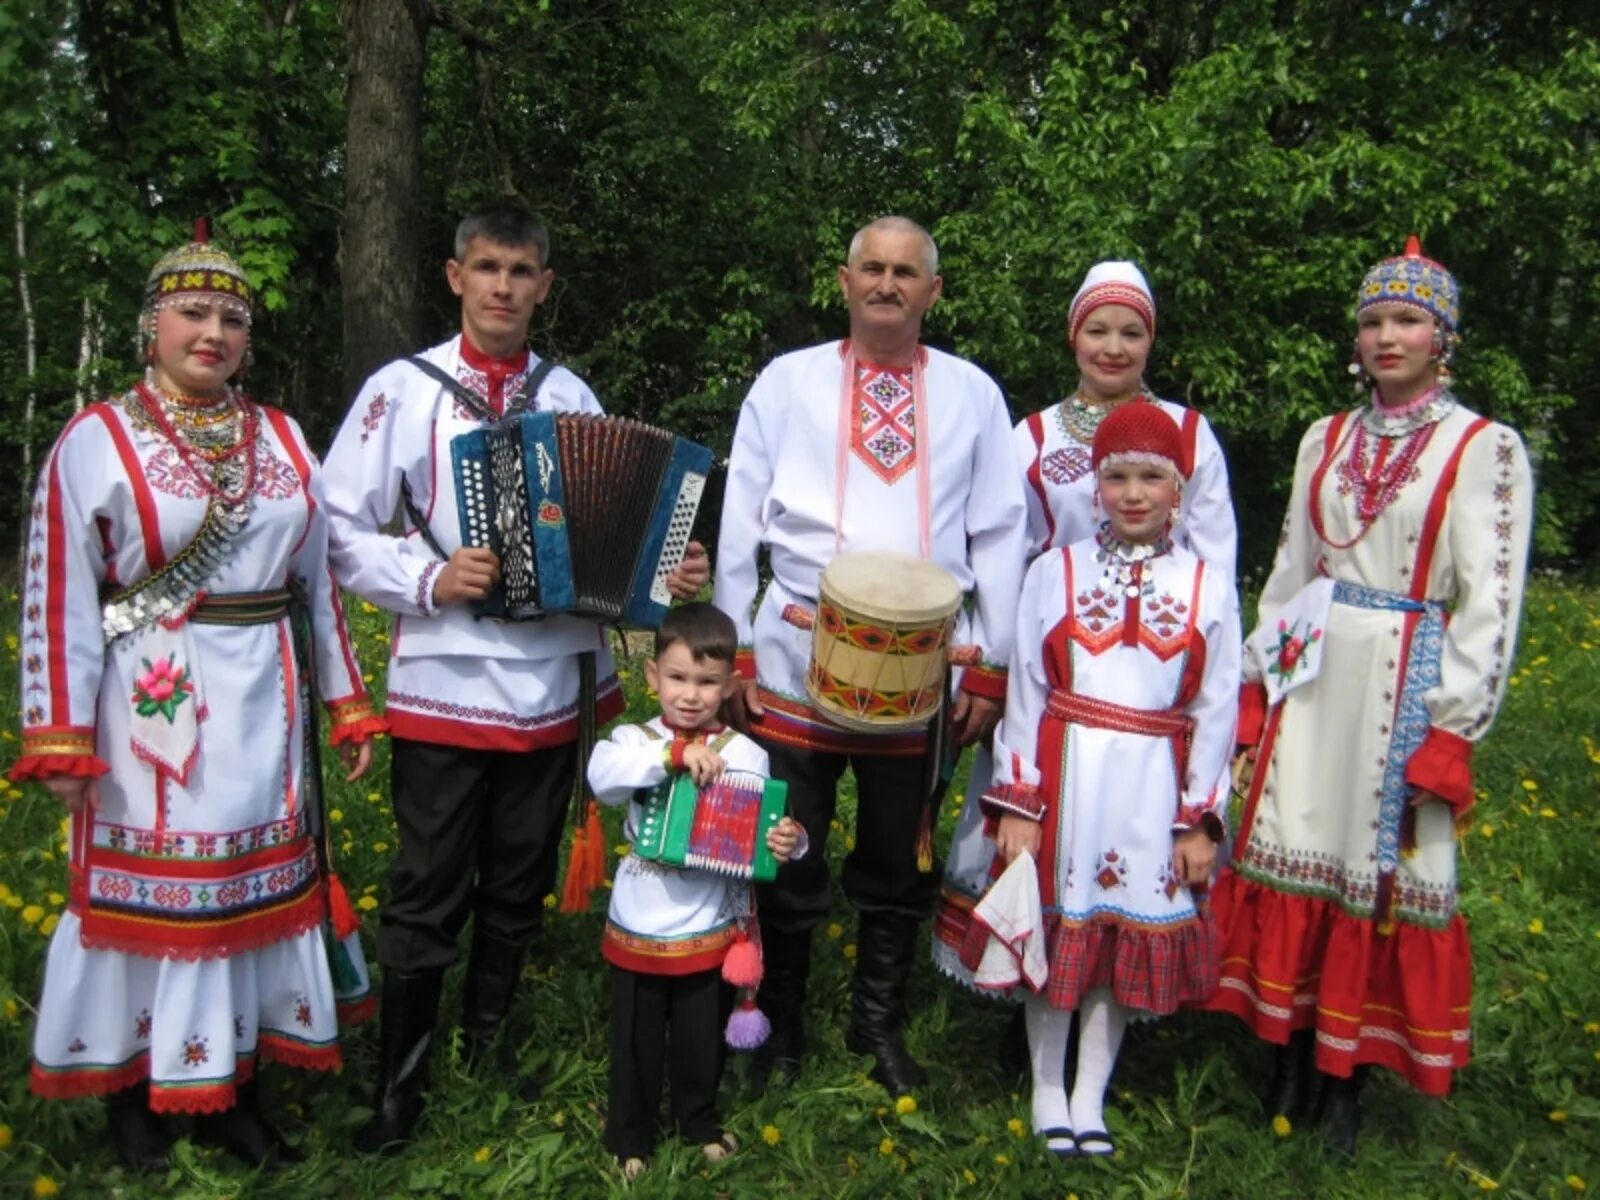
[721,934,764,988]
[724,997,770,1051]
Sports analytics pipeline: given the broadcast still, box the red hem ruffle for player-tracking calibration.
[9,754,112,782]
[1205,868,1471,1096]
[259,1033,343,1073]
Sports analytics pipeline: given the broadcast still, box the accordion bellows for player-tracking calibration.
[451,413,712,627]
[633,770,789,883]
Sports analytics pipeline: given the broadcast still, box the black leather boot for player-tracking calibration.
[1266,1028,1316,1124]
[106,1081,172,1173]
[459,927,540,1101]
[844,912,928,1096]
[194,1077,303,1168]
[746,930,812,1090]
[1315,1065,1368,1157]
[353,968,445,1156]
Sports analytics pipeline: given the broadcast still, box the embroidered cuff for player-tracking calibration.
[959,663,1008,702]
[1237,681,1268,748]
[788,825,811,863]
[1404,726,1475,814]
[415,559,445,616]
[668,736,691,772]
[733,648,756,682]
[1173,809,1227,843]
[325,695,388,745]
[11,727,110,782]
[980,783,1045,821]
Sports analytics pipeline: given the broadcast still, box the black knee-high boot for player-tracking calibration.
[354,968,445,1156]
[844,912,927,1096]
[1316,1065,1369,1156]
[459,926,539,1100]
[195,1076,303,1168]
[105,1081,172,1173]
[1266,1028,1316,1123]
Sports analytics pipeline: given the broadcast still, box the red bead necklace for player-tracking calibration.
[1314,418,1437,550]
[135,382,259,504]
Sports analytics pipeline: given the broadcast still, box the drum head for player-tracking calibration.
[820,552,961,622]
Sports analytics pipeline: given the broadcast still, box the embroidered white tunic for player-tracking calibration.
[934,536,1239,1013]
[323,335,621,750]
[714,340,1029,754]
[589,720,771,974]
[14,395,378,1113]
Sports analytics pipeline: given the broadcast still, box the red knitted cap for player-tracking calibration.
[1091,402,1185,478]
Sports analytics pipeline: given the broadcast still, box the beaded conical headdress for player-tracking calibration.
[138,218,253,355]
[1356,235,1459,333]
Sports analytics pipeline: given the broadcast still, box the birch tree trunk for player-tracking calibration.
[15,182,37,579]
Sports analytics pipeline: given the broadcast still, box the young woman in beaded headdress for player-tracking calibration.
[8,224,386,1171]
[1205,238,1533,1153]
[954,403,1239,1159]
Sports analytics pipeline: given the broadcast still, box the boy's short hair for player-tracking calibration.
[654,603,737,664]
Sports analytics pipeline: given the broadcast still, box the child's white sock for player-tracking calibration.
[1025,994,1073,1148]
[1068,987,1128,1142]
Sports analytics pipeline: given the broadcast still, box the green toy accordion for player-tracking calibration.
[633,769,788,883]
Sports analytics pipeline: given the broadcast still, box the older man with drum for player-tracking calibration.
[715,215,1028,1095]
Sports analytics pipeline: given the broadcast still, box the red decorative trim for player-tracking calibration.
[669,736,690,771]
[149,1058,258,1115]
[259,1032,343,1073]
[1404,727,1474,814]
[1237,681,1267,748]
[77,889,324,960]
[30,1052,151,1101]
[749,688,927,758]
[1233,698,1286,854]
[337,992,379,1027]
[980,783,1045,821]
[328,714,387,746]
[1307,411,1353,544]
[959,663,1008,701]
[93,404,167,572]
[733,648,757,681]
[1023,410,1054,549]
[1178,407,1201,480]
[1409,417,1490,601]
[386,680,623,751]
[601,921,736,976]
[10,752,111,781]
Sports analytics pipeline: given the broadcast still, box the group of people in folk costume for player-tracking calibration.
[11,203,1533,1177]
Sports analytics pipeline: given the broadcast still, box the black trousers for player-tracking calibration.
[754,741,940,935]
[378,737,578,971]
[604,966,731,1160]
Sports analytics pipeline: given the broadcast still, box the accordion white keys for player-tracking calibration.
[450,412,711,627]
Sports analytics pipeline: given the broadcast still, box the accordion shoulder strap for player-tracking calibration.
[403,353,559,424]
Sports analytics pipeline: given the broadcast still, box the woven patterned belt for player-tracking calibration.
[187,588,293,626]
[1045,689,1193,739]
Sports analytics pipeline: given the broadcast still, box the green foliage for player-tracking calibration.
[0,581,1597,1196]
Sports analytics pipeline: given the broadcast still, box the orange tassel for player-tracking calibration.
[915,803,934,873]
[327,872,361,939]
[559,797,608,913]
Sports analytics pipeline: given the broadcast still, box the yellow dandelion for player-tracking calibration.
[3,998,19,1020]
[1478,1181,1500,1193]
[472,1145,491,1163]
[329,808,344,823]
[1584,1022,1599,1034]
[21,904,43,926]
[5,895,22,910]
[1006,1116,1026,1138]
[1272,1114,1292,1137]
[1540,807,1558,819]
[895,1095,917,1115]
[363,883,379,895]
[357,896,379,911]
[994,1153,1011,1166]
[826,922,844,940]
[613,843,631,857]
[1479,823,1494,839]
[373,841,389,853]
[551,1110,566,1128]
[846,1153,860,1174]
[1529,918,1546,935]
[761,1123,781,1146]
[843,944,857,959]
[1568,1176,1587,1193]
[32,1179,59,1199]
[367,791,381,802]
[46,891,63,906]
[1521,778,1538,792]
[543,894,556,908]
[0,1123,11,1147]
[962,1168,976,1184]
[878,1136,895,1156]
[0,884,10,900]
[40,913,59,937]
[844,835,857,851]
[1551,1109,1569,1122]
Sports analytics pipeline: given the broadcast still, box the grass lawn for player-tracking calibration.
[0,579,1594,1199]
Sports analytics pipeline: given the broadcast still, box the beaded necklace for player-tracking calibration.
[1093,521,1172,599]
[1316,393,1450,551]
[1054,390,1155,445]
[134,382,259,505]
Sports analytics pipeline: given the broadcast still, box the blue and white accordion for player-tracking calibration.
[450,413,711,627]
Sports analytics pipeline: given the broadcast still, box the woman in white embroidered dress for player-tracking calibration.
[971,403,1239,1159]
[9,229,385,1171]
[1206,238,1534,1155]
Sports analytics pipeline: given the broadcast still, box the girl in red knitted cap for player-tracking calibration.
[955,402,1240,1159]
